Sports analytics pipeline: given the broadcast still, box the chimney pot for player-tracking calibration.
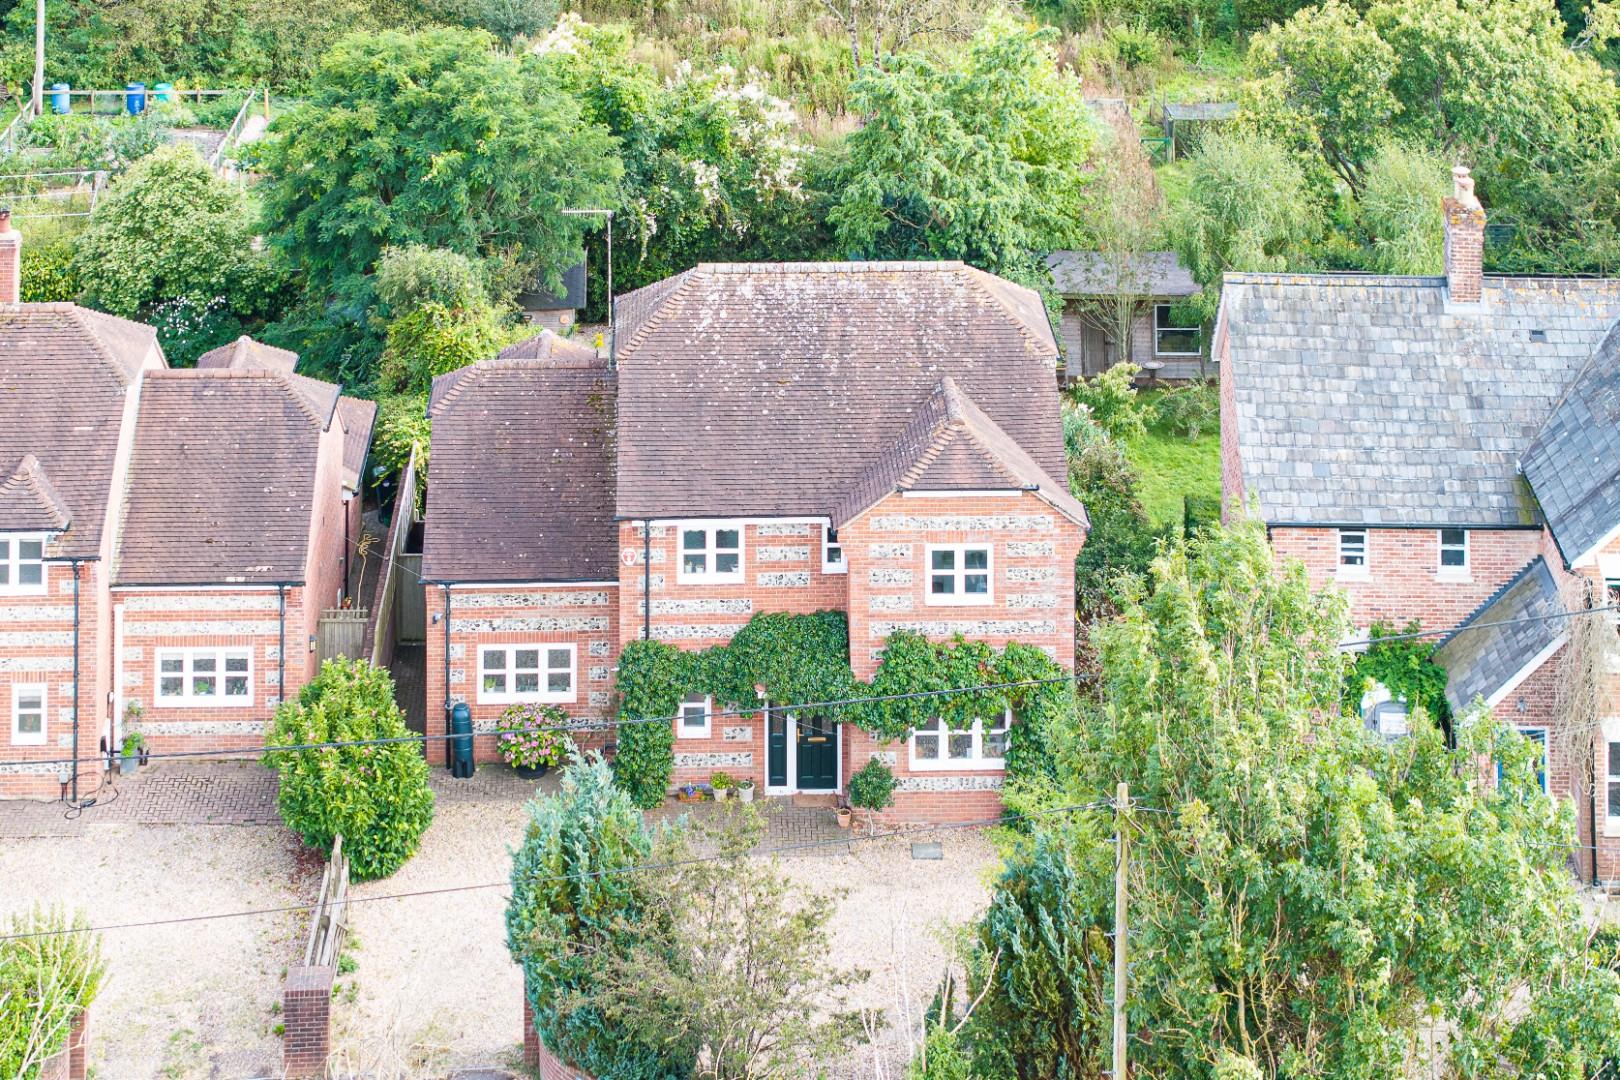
[1442,165,1486,306]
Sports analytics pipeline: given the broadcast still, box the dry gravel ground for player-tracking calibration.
[332,793,1000,1080]
[0,823,307,1078]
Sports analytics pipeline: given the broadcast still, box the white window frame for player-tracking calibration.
[1337,529,1369,579]
[1606,718,1620,837]
[677,522,745,584]
[821,527,846,575]
[477,643,576,705]
[678,694,713,739]
[154,648,254,708]
[0,533,47,596]
[1437,528,1469,579]
[908,712,1011,771]
[10,682,46,746]
[1153,304,1201,357]
[925,543,994,606]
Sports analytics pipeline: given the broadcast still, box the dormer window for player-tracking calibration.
[0,534,45,595]
[679,524,744,584]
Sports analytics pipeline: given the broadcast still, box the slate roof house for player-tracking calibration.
[422,261,1088,821]
[0,216,374,799]
[1218,167,1620,879]
[1047,250,1203,381]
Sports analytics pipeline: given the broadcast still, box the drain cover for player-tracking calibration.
[911,841,943,860]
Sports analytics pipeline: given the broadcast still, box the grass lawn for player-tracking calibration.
[1123,393,1221,529]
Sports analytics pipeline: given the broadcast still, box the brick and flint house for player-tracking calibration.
[421,261,1088,820]
[0,217,374,798]
[1218,166,1620,878]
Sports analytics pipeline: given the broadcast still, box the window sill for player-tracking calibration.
[821,564,847,576]
[9,735,46,747]
[1335,570,1370,583]
[153,699,256,709]
[908,759,1006,772]
[677,729,712,740]
[924,597,995,608]
[676,574,746,586]
[478,693,575,707]
[0,587,48,597]
[1435,572,1473,584]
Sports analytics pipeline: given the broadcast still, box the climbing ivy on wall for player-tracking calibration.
[1344,621,1453,727]
[611,611,1071,808]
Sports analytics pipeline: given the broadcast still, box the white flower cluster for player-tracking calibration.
[530,13,586,56]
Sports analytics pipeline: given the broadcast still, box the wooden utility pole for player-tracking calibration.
[1113,781,1130,1080]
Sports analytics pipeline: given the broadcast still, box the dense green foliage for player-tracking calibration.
[0,908,104,1080]
[19,236,81,303]
[956,522,1620,1078]
[266,658,436,881]
[258,27,621,304]
[847,756,896,813]
[613,609,1071,807]
[1066,400,1165,622]
[1345,620,1453,726]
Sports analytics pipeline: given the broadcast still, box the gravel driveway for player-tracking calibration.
[0,822,309,1078]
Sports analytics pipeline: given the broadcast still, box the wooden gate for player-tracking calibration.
[316,608,368,661]
[395,554,426,643]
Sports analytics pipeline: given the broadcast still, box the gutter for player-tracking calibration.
[67,557,84,805]
[442,583,453,768]
[277,583,287,712]
[642,520,651,641]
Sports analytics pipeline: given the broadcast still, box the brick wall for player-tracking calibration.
[299,419,349,683]
[112,586,313,757]
[0,561,107,798]
[35,1008,88,1080]
[1270,526,1545,633]
[423,583,620,765]
[282,964,334,1078]
[524,996,597,1080]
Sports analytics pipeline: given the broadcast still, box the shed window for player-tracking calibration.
[1153,305,1201,357]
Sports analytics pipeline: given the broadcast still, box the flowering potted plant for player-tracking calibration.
[497,703,574,779]
[710,771,736,802]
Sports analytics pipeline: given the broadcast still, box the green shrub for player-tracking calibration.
[266,658,435,881]
[1106,22,1162,67]
[0,907,105,1080]
[371,392,430,481]
[377,301,513,394]
[1067,364,1148,442]
[20,238,81,303]
[373,245,490,319]
[1151,381,1218,439]
[848,757,896,813]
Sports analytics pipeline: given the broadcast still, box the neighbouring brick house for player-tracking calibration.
[0,218,374,798]
[1218,166,1620,879]
[1047,249,1203,381]
[422,261,1087,821]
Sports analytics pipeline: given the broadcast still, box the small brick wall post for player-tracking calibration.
[66,1009,88,1080]
[283,964,335,1077]
[523,996,540,1071]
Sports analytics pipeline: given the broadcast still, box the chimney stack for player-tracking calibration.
[1442,166,1485,305]
[0,208,20,304]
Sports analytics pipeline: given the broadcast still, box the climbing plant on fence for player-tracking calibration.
[611,610,1072,808]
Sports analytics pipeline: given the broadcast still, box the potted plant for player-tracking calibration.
[120,731,146,777]
[678,783,705,803]
[736,777,756,804]
[497,703,574,779]
[123,701,150,765]
[710,771,736,802]
[835,805,853,829]
[849,757,897,831]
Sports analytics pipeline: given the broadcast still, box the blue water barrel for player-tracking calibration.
[125,82,146,116]
[49,83,69,115]
[153,82,172,104]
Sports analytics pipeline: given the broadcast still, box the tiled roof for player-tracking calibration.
[612,261,1065,520]
[0,454,71,531]
[0,303,160,556]
[1432,556,1567,713]
[833,376,1088,528]
[1045,250,1198,298]
[422,333,617,583]
[1521,322,1620,564]
[197,335,299,373]
[114,370,324,585]
[1224,273,1620,527]
[336,396,377,494]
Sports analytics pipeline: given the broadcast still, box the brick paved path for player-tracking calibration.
[647,796,849,856]
[0,762,280,835]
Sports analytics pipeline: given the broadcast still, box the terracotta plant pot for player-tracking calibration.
[836,807,852,829]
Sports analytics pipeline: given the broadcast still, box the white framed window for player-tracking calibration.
[1438,528,1469,578]
[926,544,993,605]
[678,524,744,584]
[479,644,575,704]
[1359,682,1409,740]
[1337,529,1368,578]
[909,712,1010,771]
[10,683,45,745]
[678,693,712,739]
[1154,305,1201,357]
[155,648,253,707]
[0,534,46,595]
[1606,718,1620,836]
[822,527,846,575]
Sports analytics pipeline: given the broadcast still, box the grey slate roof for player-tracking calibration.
[1046,251,1198,299]
[1224,273,1620,527]
[1433,556,1566,713]
[421,332,618,584]
[1520,322,1620,564]
[0,303,160,557]
[612,261,1066,521]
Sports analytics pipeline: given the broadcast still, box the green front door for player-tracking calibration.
[795,714,837,790]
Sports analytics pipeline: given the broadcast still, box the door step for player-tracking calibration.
[791,793,838,808]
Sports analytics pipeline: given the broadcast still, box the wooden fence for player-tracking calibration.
[283,834,350,1077]
[365,443,421,668]
[315,607,368,662]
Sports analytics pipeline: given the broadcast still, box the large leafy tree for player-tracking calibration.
[258,26,621,302]
[828,17,1097,282]
[949,523,1620,1078]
